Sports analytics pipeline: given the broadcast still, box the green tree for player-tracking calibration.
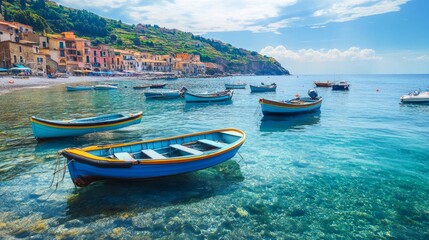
[110,34,117,42]
[117,38,123,46]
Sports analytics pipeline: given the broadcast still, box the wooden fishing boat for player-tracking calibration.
[59,128,246,187]
[94,84,118,90]
[225,83,247,89]
[184,90,233,102]
[30,112,143,140]
[332,81,350,90]
[314,81,332,87]
[400,90,429,103]
[250,83,277,92]
[144,90,183,99]
[66,86,94,91]
[259,89,322,115]
[149,83,167,89]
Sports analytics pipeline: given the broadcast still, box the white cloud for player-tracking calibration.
[247,17,301,34]
[127,0,298,34]
[314,0,409,23]
[260,45,382,62]
[402,55,429,61]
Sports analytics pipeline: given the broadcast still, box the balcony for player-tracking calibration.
[65,42,76,49]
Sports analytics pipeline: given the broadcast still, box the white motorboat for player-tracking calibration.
[400,90,429,103]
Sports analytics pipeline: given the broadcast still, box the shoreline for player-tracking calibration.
[0,75,166,95]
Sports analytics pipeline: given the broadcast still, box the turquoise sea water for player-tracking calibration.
[0,75,428,239]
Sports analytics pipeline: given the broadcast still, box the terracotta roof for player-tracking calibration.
[0,21,18,29]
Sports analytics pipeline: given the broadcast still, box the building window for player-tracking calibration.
[35,48,39,53]
[94,57,97,63]
[103,58,106,64]
[19,46,22,52]
[0,32,3,35]
[94,51,97,56]
[37,57,43,63]
[59,42,64,49]
[14,55,17,63]
[86,56,90,63]
[60,50,65,57]
[19,56,23,63]
[42,42,46,48]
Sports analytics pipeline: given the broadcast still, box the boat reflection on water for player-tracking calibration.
[259,110,321,132]
[184,100,233,112]
[65,160,244,217]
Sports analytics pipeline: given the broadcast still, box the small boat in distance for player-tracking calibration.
[144,88,186,99]
[184,89,233,102]
[59,128,246,187]
[332,81,350,90]
[225,83,247,89]
[94,84,118,90]
[100,83,119,86]
[149,83,167,89]
[133,85,150,90]
[30,112,143,140]
[259,89,322,115]
[250,83,277,92]
[400,90,429,103]
[66,86,94,91]
[314,81,332,87]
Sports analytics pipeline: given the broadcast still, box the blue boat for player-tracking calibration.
[66,86,94,91]
[30,112,143,140]
[184,90,233,103]
[59,128,246,187]
[225,83,246,89]
[332,81,350,90]
[250,83,277,92]
[259,89,322,115]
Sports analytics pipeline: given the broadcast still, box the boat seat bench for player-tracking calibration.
[114,152,135,161]
[197,139,227,148]
[170,144,203,155]
[142,149,166,159]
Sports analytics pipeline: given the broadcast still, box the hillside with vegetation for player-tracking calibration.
[0,0,290,75]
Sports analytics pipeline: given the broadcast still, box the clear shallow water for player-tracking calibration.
[0,75,428,239]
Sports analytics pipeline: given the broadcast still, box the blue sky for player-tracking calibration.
[57,0,429,74]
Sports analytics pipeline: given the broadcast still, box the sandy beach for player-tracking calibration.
[0,75,142,94]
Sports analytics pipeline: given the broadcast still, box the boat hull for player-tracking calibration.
[184,91,233,102]
[60,128,246,187]
[259,98,322,115]
[314,82,332,87]
[400,91,429,103]
[30,112,142,139]
[250,85,276,92]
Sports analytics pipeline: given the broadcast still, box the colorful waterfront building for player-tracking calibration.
[0,20,18,42]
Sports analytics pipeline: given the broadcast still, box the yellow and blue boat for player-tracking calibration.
[259,90,322,115]
[60,128,246,187]
[30,112,143,140]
